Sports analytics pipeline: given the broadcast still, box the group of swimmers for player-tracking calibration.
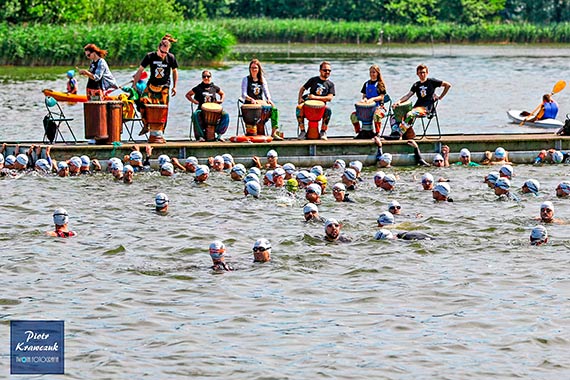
[3,140,563,271]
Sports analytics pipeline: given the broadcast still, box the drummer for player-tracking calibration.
[296,61,335,140]
[350,64,387,139]
[390,64,451,140]
[241,59,282,140]
[132,35,179,135]
[185,70,230,142]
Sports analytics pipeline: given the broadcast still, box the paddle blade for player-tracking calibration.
[552,80,566,94]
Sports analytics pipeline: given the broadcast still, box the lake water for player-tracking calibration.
[2,45,570,379]
[1,44,569,141]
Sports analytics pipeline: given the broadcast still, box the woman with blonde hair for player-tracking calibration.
[78,43,118,100]
[350,64,388,139]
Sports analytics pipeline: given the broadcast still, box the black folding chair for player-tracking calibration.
[123,110,146,142]
[43,96,77,144]
[377,94,394,137]
[415,101,441,139]
[236,99,245,135]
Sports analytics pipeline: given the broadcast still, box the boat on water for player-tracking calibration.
[507,109,563,129]
[42,89,118,103]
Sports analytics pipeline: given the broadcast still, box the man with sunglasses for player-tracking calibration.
[133,37,179,138]
[296,61,335,140]
[324,219,352,242]
[186,70,230,141]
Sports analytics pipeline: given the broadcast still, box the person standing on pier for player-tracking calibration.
[79,44,118,101]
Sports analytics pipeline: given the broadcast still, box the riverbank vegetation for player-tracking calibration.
[0,22,235,66]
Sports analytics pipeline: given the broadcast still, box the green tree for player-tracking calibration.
[384,0,439,24]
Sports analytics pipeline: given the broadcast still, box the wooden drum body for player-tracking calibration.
[145,104,168,143]
[354,101,376,128]
[241,103,262,135]
[84,101,108,141]
[201,102,223,141]
[303,100,326,139]
[106,101,123,143]
[394,100,413,122]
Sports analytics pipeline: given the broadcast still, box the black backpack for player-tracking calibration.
[556,114,570,136]
[43,115,57,143]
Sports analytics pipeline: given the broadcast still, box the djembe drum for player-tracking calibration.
[394,100,412,122]
[241,103,262,136]
[303,100,326,139]
[354,101,376,130]
[84,101,108,143]
[201,102,223,141]
[145,104,168,143]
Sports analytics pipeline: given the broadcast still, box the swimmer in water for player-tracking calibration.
[530,225,548,246]
[375,229,435,241]
[537,201,564,224]
[252,238,272,263]
[209,240,233,271]
[46,208,77,238]
[324,218,352,242]
[155,193,169,213]
[332,182,355,203]
[303,203,326,223]
[432,183,453,202]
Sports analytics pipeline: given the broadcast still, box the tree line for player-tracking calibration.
[3,0,570,25]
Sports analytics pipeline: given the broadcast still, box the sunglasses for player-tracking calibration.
[327,223,340,228]
[253,246,269,252]
[159,48,168,54]
[202,75,211,79]
[434,159,443,163]
[332,188,343,193]
[321,69,331,73]
[306,189,317,194]
[389,206,402,210]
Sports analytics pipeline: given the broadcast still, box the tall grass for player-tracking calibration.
[215,18,570,44]
[0,21,236,66]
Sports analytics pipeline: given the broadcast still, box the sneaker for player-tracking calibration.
[272,133,284,141]
[298,130,306,139]
[319,131,328,140]
[198,137,205,142]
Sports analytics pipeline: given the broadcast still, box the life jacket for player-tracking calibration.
[365,81,381,106]
[542,101,558,120]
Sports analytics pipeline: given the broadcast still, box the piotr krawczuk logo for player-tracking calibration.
[10,320,64,374]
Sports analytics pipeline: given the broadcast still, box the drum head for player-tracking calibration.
[202,102,222,112]
[304,100,325,107]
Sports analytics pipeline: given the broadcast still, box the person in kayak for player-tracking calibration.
[521,93,559,124]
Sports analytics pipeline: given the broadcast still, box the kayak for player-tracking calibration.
[507,109,563,129]
[42,89,118,103]
[229,135,273,143]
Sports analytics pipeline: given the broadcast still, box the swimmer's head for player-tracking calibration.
[333,159,346,170]
[374,229,394,240]
[388,200,401,214]
[499,164,513,179]
[349,161,363,174]
[244,180,261,198]
[155,193,169,210]
[303,203,319,221]
[160,162,174,176]
[530,225,548,246]
[310,165,324,177]
[53,208,69,226]
[230,164,246,180]
[157,154,171,167]
[556,181,570,197]
[324,218,341,240]
[243,172,260,184]
[283,163,296,176]
[552,150,564,164]
[342,168,357,183]
[432,183,450,201]
[253,238,272,262]
[248,167,261,178]
[209,240,226,263]
[80,155,91,169]
[35,159,51,173]
[377,211,395,227]
[522,179,540,194]
[494,147,506,160]
[286,178,299,193]
[379,153,392,167]
[266,149,278,159]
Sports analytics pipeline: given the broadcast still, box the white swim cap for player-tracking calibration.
[303,203,319,214]
[306,183,322,196]
[222,153,234,164]
[5,155,15,165]
[383,173,396,185]
[53,208,69,226]
[375,229,394,240]
[57,161,68,170]
[155,193,169,209]
[380,153,392,164]
[35,159,50,172]
[499,164,513,178]
[243,172,260,184]
[433,183,451,197]
[253,238,272,251]
[377,211,395,226]
[349,161,363,173]
[421,173,434,183]
[266,149,278,158]
[552,150,564,163]
[310,165,324,176]
[494,147,506,159]
[245,180,261,197]
[195,165,210,177]
[161,162,174,174]
[68,156,81,168]
[530,225,548,242]
[343,168,357,181]
[231,164,246,178]
[185,156,198,166]
[524,179,540,194]
[248,167,261,177]
[333,182,346,191]
[495,177,511,190]
[459,148,471,158]
[123,164,134,173]
[80,155,91,167]
[129,151,143,162]
[541,201,554,210]
[283,163,296,174]
[16,154,28,166]
[157,154,171,166]
[213,155,224,164]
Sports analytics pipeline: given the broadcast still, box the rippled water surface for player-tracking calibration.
[1,44,570,141]
[2,162,570,378]
[2,45,570,378]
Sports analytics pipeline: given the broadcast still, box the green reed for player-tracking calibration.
[0,21,236,66]
[215,18,570,44]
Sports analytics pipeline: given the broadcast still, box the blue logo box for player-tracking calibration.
[10,320,64,374]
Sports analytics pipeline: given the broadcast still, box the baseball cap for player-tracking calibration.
[374,229,394,240]
[53,208,69,226]
[377,211,395,226]
[494,147,506,159]
[266,149,278,158]
[155,193,169,209]
[245,180,261,197]
[433,183,450,197]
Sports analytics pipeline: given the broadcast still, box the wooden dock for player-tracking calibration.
[4,133,570,167]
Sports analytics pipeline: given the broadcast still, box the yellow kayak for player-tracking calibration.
[42,89,118,103]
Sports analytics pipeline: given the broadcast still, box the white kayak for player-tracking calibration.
[507,109,563,129]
